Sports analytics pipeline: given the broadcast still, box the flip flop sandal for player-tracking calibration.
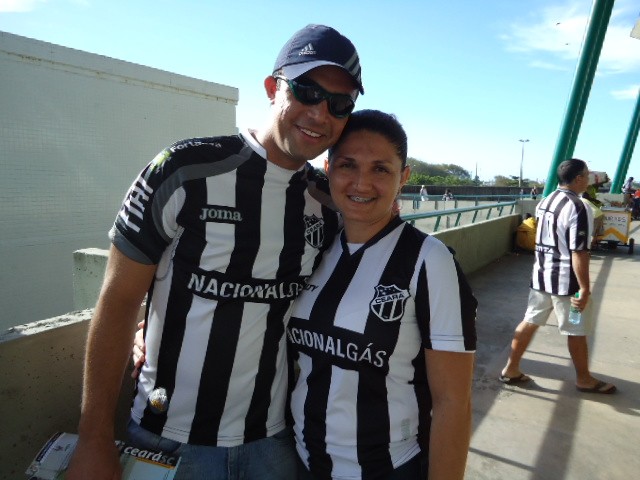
[576,380,616,394]
[499,373,532,385]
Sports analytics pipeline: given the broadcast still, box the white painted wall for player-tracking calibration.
[0,31,238,331]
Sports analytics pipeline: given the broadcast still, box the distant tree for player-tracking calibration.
[408,173,431,186]
[406,158,473,185]
[408,173,475,186]
[494,175,519,187]
[406,157,424,169]
[441,164,471,179]
[493,175,540,187]
[407,158,444,177]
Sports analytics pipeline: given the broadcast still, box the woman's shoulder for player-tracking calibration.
[401,223,450,254]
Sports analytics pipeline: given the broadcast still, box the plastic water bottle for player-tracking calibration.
[568,293,581,325]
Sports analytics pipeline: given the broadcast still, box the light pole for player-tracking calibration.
[519,139,529,188]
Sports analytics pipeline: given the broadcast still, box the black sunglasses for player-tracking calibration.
[275,75,355,118]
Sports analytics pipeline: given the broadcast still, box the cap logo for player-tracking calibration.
[299,43,316,56]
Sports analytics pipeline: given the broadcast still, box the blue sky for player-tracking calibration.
[2,0,639,183]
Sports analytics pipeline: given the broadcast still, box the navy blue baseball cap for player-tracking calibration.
[273,24,364,94]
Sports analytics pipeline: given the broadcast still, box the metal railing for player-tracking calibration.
[400,200,518,232]
[402,193,533,201]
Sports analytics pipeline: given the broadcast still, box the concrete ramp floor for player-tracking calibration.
[466,222,640,479]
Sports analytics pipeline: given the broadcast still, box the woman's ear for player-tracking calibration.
[324,158,329,174]
[400,165,411,187]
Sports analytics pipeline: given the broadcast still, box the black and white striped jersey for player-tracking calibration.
[109,130,338,446]
[287,217,477,479]
[531,188,592,296]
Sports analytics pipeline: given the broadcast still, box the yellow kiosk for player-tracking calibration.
[597,207,634,254]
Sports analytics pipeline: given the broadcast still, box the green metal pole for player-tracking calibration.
[542,0,614,197]
[610,88,640,193]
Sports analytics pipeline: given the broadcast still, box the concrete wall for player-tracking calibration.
[0,311,136,479]
[433,214,521,273]
[0,31,239,331]
[73,248,110,311]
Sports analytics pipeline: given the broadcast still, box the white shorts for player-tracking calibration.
[524,289,593,336]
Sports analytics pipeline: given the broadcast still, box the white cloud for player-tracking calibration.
[503,0,640,75]
[528,60,570,71]
[611,85,640,100]
[599,24,640,74]
[0,0,46,12]
[502,2,586,58]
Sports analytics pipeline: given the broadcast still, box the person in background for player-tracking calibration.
[420,184,429,201]
[500,159,616,395]
[632,188,640,220]
[530,186,538,200]
[442,188,454,201]
[290,110,477,479]
[67,24,364,480]
[413,185,429,211]
[515,213,537,252]
[622,176,635,207]
[412,190,420,211]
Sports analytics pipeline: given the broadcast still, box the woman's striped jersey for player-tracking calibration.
[531,188,593,295]
[109,130,338,446]
[288,217,477,479]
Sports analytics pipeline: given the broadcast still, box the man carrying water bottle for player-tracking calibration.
[499,158,616,395]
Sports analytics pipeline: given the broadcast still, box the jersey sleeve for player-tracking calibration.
[109,147,184,265]
[569,199,593,252]
[414,238,477,352]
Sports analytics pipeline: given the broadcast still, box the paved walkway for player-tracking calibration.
[465,221,640,479]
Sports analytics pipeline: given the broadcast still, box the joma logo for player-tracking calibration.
[199,207,242,223]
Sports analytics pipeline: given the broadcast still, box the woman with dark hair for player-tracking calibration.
[290,110,477,479]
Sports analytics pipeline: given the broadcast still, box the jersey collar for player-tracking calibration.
[339,215,404,256]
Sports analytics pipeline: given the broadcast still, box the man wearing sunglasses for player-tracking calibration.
[68,24,363,480]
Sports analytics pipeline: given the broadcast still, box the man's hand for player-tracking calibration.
[66,436,122,480]
[571,290,590,311]
[131,320,146,379]
[571,250,591,312]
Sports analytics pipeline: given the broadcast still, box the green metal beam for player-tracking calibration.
[542,0,614,197]
[610,88,640,193]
